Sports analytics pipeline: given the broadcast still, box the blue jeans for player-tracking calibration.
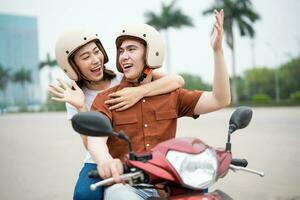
[73,163,103,200]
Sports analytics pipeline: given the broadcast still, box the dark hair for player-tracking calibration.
[116,35,147,49]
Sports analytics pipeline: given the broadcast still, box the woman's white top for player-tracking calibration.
[66,73,123,163]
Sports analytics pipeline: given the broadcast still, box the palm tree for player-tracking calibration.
[39,52,57,84]
[0,64,10,108]
[12,67,32,106]
[145,0,193,72]
[203,0,260,104]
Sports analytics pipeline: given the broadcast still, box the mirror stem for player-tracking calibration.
[116,131,137,161]
[226,131,232,152]
[117,131,133,151]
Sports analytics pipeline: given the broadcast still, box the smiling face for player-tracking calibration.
[73,41,104,82]
[118,39,146,82]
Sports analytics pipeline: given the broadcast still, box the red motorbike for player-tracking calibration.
[71,107,264,199]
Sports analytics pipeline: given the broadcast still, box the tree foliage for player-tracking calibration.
[179,73,211,91]
[278,57,300,99]
[243,67,276,99]
[235,56,300,102]
[145,0,193,31]
[39,52,57,69]
[0,64,10,91]
[12,67,32,87]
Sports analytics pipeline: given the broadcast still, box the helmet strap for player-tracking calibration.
[138,67,152,84]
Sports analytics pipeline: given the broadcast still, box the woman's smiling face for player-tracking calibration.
[73,42,105,82]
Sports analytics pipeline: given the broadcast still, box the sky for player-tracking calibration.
[1,0,300,97]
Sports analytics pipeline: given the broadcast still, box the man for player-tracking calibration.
[90,9,230,200]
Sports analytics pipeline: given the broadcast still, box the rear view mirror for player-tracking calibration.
[229,107,253,134]
[71,112,113,137]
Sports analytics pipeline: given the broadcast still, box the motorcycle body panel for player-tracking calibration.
[127,138,232,199]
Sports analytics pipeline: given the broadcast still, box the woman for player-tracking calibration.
[49,28,184,200]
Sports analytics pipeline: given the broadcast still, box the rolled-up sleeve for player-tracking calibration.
[177,88,203,118]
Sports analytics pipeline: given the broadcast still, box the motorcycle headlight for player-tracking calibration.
[166,148,218,189]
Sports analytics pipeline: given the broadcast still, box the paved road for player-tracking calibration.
[0,107,299,200]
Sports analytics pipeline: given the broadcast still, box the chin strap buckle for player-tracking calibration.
[138,67,152,83]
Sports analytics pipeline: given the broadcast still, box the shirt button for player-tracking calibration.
[142,99,146,103]
[146,143,150,147]
[144,124,148,128]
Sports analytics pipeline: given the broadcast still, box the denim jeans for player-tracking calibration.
[73,163,103,200]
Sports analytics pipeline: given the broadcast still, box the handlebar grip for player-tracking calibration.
[88,164,130,179]
[231,158,248,167]
[88,170,100,179]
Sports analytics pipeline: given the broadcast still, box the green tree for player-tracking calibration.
[39,52,57,83]
[0,64,10,108]
[12,67,32,105]
[243,67,276,99]
[235,76,248,101]
[278,56,300,99]
[145,0,193,72]
[179,73,211,91]
[203,0,260,104]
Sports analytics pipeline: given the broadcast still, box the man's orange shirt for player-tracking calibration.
[91,79,203,161]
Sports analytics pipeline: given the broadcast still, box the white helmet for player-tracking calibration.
[55,28,109,81]
[115,23,165,73]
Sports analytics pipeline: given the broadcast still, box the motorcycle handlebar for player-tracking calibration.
[230,164,265,177]
[231,158,248,167]
[88,164,131,179]
[88,170,100,179]
[90,171,143,191]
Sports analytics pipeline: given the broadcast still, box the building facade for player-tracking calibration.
[0,13,41,107]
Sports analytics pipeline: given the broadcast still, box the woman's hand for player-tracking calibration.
[210,9,224,52]
[97,158,124,184]
[48,78,85,111]
[105,87,144,111]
